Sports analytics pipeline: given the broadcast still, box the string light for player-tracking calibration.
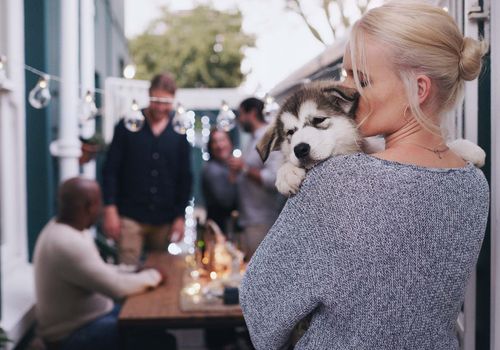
[216,100,236,131]
[201,115,211,161]
[28,74,51,109]
[123,63,136,79]
[172,103,195,135]
[263,94,280,123]
[4,57,254,149]
[123,99,145,132]
[79,90,99,122]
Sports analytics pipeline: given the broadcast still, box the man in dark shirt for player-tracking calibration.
[102,73,192,265]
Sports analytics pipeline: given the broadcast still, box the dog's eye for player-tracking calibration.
[312,117,327,126]
[286,129,295,137]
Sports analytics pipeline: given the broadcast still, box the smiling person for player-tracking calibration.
[102,73,192,266]
[201,129,238,232]
[239,2,489,349]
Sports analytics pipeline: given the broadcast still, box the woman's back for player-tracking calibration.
[240,153,489,349]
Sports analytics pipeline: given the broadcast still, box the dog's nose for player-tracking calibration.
[294,143,311,159]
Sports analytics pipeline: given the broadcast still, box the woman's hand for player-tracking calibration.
[170,217,185,242]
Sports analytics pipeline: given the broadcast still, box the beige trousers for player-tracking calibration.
[119,217,171,265]
[242,223,272,260]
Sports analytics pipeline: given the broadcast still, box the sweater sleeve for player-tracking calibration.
[58,238,161,299]
[102,121,126,206]
[239,168,331,349]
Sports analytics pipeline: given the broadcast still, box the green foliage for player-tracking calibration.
[129,5,255,88]
[0,327,11,348]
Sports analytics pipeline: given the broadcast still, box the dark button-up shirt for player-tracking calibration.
[102,113,192,225]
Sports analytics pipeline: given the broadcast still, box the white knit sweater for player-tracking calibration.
[33,220,161,341]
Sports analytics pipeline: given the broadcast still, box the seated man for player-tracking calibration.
[33,177,174,350]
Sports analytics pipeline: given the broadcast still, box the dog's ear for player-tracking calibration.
[256,121,281,162]
[322,85,360,117]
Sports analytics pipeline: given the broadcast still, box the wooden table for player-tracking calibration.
[119,253,245,329]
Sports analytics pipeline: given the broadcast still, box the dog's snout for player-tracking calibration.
[294,143,311,159]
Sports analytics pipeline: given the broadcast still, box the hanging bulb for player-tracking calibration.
[263,94,280,123]
[216,100,236,131]
[172,103,195,135]
[28,74,51,109]
[124,99,145,132]
[0,55,7,84]
[79,90,99,123]
[123,64,136,79]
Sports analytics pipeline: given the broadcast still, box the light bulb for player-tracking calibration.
[172,104,195,135]
[124,99,145,132]
[263,94,280,123]
[0,55,6,84]
[123,64,136,79]
[79,90,99,123]
[28,75,51,109]
[216,101,236,131]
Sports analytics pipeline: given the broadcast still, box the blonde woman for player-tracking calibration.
[239,2,490,349]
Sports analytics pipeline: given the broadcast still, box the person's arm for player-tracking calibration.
[102,121,126,207]
[173,136,192,219]
[258,149,283,191]
[58,240,162,299]
[202,164,237,210]
[102,122,126,240]
[239,171,330,349]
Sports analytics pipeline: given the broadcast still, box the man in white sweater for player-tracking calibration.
[34,178,172,349]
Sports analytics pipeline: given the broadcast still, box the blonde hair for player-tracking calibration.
[349,1,488,133]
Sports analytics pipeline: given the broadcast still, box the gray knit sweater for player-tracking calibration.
[240,153,489,350]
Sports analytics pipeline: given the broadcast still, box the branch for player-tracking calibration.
[322,0,337,40]
[357,0,374,15]
[288,0,327,46]
[336,0,351,29]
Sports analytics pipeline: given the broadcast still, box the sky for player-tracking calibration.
[124,0,345,95]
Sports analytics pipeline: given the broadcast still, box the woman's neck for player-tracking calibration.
[384,119,444,150]
[373,119,466,168]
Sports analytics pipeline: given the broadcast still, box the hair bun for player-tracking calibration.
[459,37,488,81]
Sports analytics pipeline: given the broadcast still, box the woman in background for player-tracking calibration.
[201,129,238,233]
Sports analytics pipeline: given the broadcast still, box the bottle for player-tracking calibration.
[195,218,206,267]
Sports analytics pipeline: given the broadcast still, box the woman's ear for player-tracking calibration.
[416,75,432,104]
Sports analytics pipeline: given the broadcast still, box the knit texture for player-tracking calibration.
[240,153,489,350]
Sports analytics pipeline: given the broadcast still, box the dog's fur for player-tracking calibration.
[257,81,486,197]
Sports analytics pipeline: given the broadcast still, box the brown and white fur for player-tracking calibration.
[257,81,486,197]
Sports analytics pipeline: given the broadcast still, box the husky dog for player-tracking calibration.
[257,81,485,196]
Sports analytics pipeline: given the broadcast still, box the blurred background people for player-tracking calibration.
[102,73,192,266]
[201,129,238,233]
[228,97,285,259]
[33,178,175,350]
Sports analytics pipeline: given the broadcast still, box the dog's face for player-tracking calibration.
[257,82,361,168]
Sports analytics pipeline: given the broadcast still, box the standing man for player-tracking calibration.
[228,97,284,259]
[103,73,192,265]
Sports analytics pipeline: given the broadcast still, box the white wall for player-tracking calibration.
[0,0,34,347]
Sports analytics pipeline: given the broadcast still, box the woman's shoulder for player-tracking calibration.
[302,152,487,193]
[305,153,377,184]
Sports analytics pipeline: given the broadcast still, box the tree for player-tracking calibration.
[285,0,375,46]
[129,5,255,88]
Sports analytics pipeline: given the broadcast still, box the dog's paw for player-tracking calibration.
[276,163,306,196]
[447,139,486,167]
